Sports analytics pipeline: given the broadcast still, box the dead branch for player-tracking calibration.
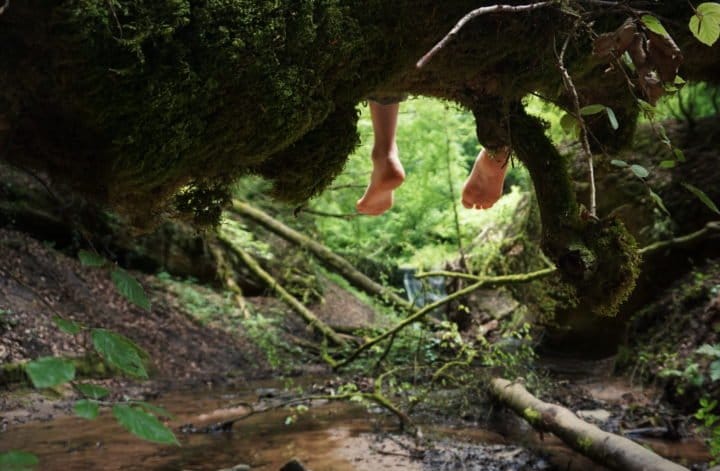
[489,378,689,471]
[416,2,554,68]
[230,200,414,312]
[335,267,555,368]
[217,231,346,347]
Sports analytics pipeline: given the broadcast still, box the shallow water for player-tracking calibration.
[1,381,712,470]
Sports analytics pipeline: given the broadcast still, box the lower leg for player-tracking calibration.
[461,147,510,210]
[356,101,406,215]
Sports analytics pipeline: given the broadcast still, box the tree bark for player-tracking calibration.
[230,201,414,313]
[489,378,688,471]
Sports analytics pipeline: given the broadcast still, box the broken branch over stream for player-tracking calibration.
[489,378,689,471]
[218,231,346,347]
[231,201,413,313]
[335,267,555,368]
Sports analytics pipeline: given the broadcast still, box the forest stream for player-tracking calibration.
[1,377,712,471]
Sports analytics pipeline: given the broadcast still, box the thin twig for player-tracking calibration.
[639,221,720,255]
[0,0,9,15]
[335,267,556,368]
[417,2,554,68]
[556,33,597,217]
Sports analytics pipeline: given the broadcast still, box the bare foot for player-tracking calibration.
[461,148,509,210]
[356,144,405,215]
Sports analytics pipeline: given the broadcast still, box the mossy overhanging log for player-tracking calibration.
[1,1,718,318]
[489,378,689,471]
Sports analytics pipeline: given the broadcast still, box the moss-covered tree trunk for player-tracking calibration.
[1,1,719,342]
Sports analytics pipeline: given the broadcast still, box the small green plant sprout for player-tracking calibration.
[696,344,720,381]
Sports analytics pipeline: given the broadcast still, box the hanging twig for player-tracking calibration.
[556,33,598,217]
[416,2,554,68]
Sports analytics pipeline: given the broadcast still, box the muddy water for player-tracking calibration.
[1,382,712,470]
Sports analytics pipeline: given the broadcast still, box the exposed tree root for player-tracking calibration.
[217,232,345,347]
[489,378,689,471]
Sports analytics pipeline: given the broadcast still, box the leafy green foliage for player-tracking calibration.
[75,383,110,400]
[689,3,720,46]
[52,316,82,335]
[91,329,148,378]
[77,250,106,267]
[641,15,670,36]
[112,404,179,445]
[0,450,39,470]
[111,269,151,311]
[682,183,720,215]
[74,400,100,420]
[25,357,75,389]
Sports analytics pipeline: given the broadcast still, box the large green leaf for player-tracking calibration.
[579,104,605,115]
[75,383,110,400]
[52,316,82,335]
[133,401,175,419]
[0,451,39,470]
[641,14,670,36]
[630,164,649,179]
[683,183,720,215]
[78,250,106,268]
[112,404,179,445]
[710,360,720,382]
[91,329,148,378]
[74,400,99,420]
[689,7,720,46]
[111,269,151,311]
[25,357,75,389]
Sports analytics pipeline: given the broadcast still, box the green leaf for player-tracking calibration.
[610,159,628,168]
[689,12,720,46]
[630,164,650,178]
[710,360,720,382]
[659,160,676,169]
[579,104,606,115]
[91,329,148,378]
[673,148,686,162]
[74,399,99,420]
[112,404,179,445]
[683,182,720,215]
[642,15,670,36]
[0,451,39,470]
[560,113,579,135]
[649,190,671,216]
[52,316,82,335]
[606,107,619,130]
[132,401,174,419]
[78,250,106,268]
[111,269,150,311]
[25,357,75,389]
[698,2,720,19]
[75,383,109,400]
[696,344,720,358]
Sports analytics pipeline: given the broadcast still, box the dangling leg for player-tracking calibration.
[356,101,405,215]
[461,147,510,210]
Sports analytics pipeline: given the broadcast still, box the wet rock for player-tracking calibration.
[576,409,612,423]
[217,465,251,471]
[280,458,310,471]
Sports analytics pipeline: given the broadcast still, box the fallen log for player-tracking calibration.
[217,233,345,347]
[230,200,413,312]
[489,378,688,471]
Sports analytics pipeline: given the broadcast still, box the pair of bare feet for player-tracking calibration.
[355,146,509,216]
